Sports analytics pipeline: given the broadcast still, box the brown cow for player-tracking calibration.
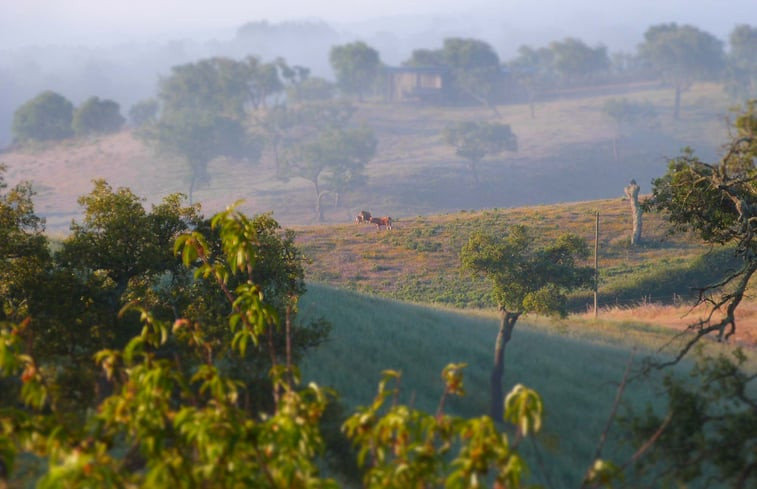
[355,210,372,224]
[369,216,392,230]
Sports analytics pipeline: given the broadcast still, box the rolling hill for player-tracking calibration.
[297,283,695,488]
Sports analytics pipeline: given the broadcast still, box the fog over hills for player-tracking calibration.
[0,0,754,147]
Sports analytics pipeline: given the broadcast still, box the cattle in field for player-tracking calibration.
[369,216,392,230]
[356,210,372,224]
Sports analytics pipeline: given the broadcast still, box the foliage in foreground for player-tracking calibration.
[0,205,566,488]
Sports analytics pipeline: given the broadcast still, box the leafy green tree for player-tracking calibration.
[290,77,335,103]
[158,57,248,119]
[140,111,262,203]
[626,348,756,488]
[128,98,159,127]
[0,164,49,322]
[443,121,517,186]
[461,226,594,419]
[507,45,555,118]
[0,206,585,489]
[644,100,757,354]
[601,98,657,160]
[639,23,725,119]
[11,90,74,142]
[329,41,381,101]
[724,24,757,101]
[145,57,265,202]
[549,37,610,82]
[442,38,502,113]
[285,126,377,221]
[403,48,446,68]
[72,96,125,137]
[243,56,285,109]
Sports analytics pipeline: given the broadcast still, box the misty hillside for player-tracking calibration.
[1,81,730,233]
[2,1,755,147]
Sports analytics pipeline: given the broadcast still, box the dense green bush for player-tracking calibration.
[12,90,74,142]
[72,96,125,136]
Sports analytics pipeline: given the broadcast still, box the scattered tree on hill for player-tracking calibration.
[724,24,757,101]
[549,37,610,82]
[284,126,376,221]
[507,45,554,118]
[11,90,74,142]
[639,23,724,120]
[601,98,657,160]
[158,57,248,119]
[290,76,335,102]
[128,98,159,126]
[72,96,125,137]
[441,38,503,114]
[329,41,381,101]
[461,225,594,419]
[243,56,285,109]
[443,121,517,186]
[139,111,262,203]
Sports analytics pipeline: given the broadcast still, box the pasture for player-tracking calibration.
[298,283,707,487]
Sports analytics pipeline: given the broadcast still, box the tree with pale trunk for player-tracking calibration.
[624,179,642,245]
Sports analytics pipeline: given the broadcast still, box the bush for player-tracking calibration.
[128,98,159,127]
[12,90,74,142]
[72,96,125,136]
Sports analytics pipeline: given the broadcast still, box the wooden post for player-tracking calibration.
[594,211,599,318]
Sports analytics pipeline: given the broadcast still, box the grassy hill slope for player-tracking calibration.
[298,283,685,488]
[293,197,722,307]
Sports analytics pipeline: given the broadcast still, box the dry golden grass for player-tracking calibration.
[579,300,757,347]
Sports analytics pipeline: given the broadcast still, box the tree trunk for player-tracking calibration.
[624,180,642,245]
[313,180,327,222]
[188,171,197,205]
[469,159,480,187]
[673,85,682,120]
[490,310,521,420]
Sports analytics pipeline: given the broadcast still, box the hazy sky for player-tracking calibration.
[2,0,755,49]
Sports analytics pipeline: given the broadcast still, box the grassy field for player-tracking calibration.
[297,283,714,488]
[292,197,731,304]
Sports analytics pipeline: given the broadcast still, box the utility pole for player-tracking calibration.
[594,211,599,318]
